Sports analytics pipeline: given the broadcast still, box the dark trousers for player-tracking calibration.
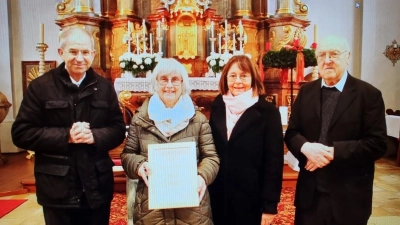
[294,192,367,225]
[43,202,111,225]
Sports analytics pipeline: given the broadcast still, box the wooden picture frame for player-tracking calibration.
[22,61,57,92]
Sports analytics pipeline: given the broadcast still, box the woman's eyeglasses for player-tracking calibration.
[227,74,251,82]
[157,76,183,86]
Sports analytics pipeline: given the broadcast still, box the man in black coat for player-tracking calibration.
[12,27,126,225]
[284,35,387,225]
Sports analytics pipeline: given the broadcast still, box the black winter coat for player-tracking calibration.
[208,95,284,225]
[12,63,126,209]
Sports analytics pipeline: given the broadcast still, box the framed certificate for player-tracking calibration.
[148,142,199,209]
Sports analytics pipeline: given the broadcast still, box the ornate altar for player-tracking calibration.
[53,0,315,120]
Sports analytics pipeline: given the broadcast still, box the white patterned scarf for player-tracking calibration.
[222,88,258,139]
[148,94,195,137]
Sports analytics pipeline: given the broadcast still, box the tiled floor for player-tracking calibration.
[0,158,399,225]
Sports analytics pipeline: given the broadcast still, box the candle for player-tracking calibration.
[279,106,288,125]
[314,24,318,43]
[39,23,44,43]
[218,33,222,54]
[211,21,214,38]
[225,20,228,38]
[136,34,139,54]
[157,20,161,37]
[128,21,130,33]
[294,37,299,47]
[266,42,271,51]
[239,20,243,37]
[150,33,153,54]
[142,19,146,37]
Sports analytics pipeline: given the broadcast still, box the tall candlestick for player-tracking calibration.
[211,21,214,38]
[218,33,222,54]
[150,33,153,54]
[157,20,161,37]
[136,34,139,54]
[142,19,146,37]
[39,23,44,43]
[128,21,131,33]
[314,24,318,43]
[239,20,243,38]
[225,20,228,38]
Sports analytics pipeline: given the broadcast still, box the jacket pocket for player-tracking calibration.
[95,158,114,192]
[45,100,70,125]
[89,100,109,127]
[34,164,70,202]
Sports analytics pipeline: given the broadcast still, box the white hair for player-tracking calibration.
[148,58,192,95]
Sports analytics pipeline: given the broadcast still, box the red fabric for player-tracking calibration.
[296,52,305,84]
[281,68,289,84]
[112,159,122,166]
[0,199,27,218]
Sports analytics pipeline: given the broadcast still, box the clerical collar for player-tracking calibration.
[321,71,347,92]
[69,73,86,87]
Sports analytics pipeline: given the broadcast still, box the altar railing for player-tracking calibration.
[114,77,220,93]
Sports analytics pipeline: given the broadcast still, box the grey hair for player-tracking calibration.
[317,35,350,53]
[148,58,192,95]
[59,27,94,50]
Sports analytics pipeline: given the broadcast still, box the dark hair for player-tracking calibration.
[218,55,265,96]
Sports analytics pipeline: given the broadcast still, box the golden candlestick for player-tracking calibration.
[36,43,49,76]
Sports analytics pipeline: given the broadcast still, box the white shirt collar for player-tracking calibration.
[70,73,86,87]
[321,71,347,92]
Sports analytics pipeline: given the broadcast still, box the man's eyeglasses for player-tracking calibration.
[157,76,183,86]
[227,74,251,82]
[317,51,348,61]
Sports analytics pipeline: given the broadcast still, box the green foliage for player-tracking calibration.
[262,48,317,69]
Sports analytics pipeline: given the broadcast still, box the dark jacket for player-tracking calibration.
[284,75,387,224]
[208,95,284,225]
[121,98,220,225]
[12,63,126,209]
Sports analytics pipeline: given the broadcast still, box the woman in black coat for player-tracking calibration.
[209,55,284,225]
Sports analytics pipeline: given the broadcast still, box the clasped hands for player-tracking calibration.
[69,122,94,144]
[301,142,334,171]
[138,162,207,201]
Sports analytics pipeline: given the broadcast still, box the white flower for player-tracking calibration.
[209,59,216,66]
[140,65,144,69]
[144,57,152,65]
[120,62,125,68]
[133,65,138,69]
[219,60,225,67]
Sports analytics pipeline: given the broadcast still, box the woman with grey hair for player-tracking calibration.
[121,58,220,224]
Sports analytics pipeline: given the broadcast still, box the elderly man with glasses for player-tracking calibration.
[284,35,387,225]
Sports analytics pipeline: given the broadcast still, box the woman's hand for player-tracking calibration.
[137,162,151,186]
[197,175,206,202]
[261,213,275,225]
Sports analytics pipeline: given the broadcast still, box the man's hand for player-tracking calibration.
[197,175,206,202]
[69,122,94,144]
[137,162,150,186]
[301,142,333,171]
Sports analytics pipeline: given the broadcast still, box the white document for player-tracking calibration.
[148,142,199,209]
[284,151,300,172]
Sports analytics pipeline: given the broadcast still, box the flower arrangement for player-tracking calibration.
[119,52,161,77]
[206,51,252,73]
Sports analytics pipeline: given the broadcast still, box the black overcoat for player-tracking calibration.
[209,95,284,225]
[12,63,126,209]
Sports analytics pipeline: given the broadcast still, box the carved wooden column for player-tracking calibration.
[233,0,253,17]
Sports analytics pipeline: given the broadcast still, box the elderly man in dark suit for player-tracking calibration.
[284,35,387,225]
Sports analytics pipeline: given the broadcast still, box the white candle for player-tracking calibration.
[39,23,44,43]
[157,20,161,37]
[225,20,228,38]
[128,21,131,33]
[142,19,146,37]
[279,106,288,125]
[218,33,222,54]
[314,24,318,43]
[150,33,153,54]
[136,34,139,54]
[239,20,243,38]
[211,21,214,38]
